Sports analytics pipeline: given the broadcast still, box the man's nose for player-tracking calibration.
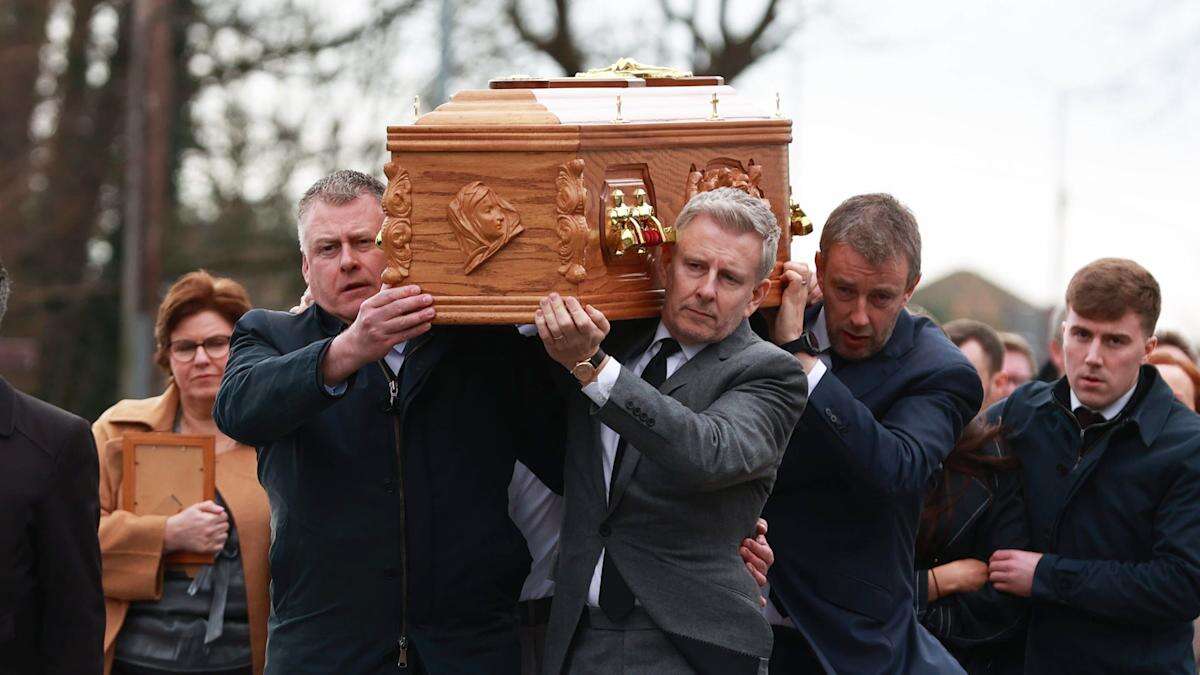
[1085,338,1104,365]
[849,297,870,327]
[696,273,718,301]
[338,244,360,272]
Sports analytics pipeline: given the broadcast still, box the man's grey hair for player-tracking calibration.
[674,187,781,282]
[819,193,922,287]
[296,169,385,250]
[1047,304,1067,346]
[0,259,9,330]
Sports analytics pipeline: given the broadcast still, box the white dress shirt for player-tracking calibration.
[579,322,704,607]
[1070,382,1137,423]
[508,462,563,602]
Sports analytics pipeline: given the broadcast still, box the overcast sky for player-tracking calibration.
[733,0,1199,335]
[236,0,1198,336]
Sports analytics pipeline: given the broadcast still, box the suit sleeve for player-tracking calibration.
[35,417,104,674]
[504,331,567,494]
[215,309,351,446]
[596,345,807,492]
[920,461,1030,646]
[1031,454,1200,624]
[805,361,981,497]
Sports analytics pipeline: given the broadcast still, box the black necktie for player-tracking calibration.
[1073,406,1105,430]
[600,337,681,621]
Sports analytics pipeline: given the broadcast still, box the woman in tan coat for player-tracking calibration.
[93,271,269,675]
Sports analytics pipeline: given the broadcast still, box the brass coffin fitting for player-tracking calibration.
[789,191,814,236]
[630,188,673,245]
[607,189,641,256]
[607,188,671,256]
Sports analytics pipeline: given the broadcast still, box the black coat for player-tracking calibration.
[0,377,104,674]
[915,436,1030,675]
[764,306,983,674]
[214,305,565,674]
[995,367,1200,674]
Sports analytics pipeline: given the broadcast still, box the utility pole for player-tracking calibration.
[430,0,454,108]
[121,0,172,398]
[1050,90,1069,296]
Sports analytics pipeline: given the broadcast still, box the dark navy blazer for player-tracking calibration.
[764,305,982,674]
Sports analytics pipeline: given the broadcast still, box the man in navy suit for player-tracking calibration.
[762,194,983,674]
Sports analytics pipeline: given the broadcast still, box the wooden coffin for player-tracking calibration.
[379,63,810,324]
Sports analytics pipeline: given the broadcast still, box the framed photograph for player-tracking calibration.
[120,432,216,565]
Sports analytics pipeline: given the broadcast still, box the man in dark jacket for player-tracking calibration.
[0,261,105,674]
[763,194,982,674]
[989,258,1200,674]
[214,171,565,674]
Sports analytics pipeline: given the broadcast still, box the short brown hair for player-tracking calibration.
[296,170,385,248]
[154,270,252,371]
[820,193,921,287]
[944,319,1004,375]
[1155,330,1197,364]
[1065,258,1160,336]
[1000,332,1036,372]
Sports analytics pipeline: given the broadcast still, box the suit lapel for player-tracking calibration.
[607,320,753,514]
[398,330,448,406]
[600,320,659,513]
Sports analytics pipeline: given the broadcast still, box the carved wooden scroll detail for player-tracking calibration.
[684,158,767,206]
[380,160,413,285]
[446,182,525,274]
[555,159,589,284]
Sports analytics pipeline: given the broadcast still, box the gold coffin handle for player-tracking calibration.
[789,190,813,237]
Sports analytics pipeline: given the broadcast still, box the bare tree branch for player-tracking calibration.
[505,0,585,75]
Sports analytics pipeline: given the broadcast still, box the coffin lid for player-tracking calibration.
[408,58,778,127]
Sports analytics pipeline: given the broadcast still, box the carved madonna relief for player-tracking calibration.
[379,161,413,285]
[447,182,524,274]
[555,159,588,284]
[684,159,767,206]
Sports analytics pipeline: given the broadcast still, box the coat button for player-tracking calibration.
[384,567,398,578]
[626,401,635,411]
[383,479,396,493]
[647,419,655,428]
[599,523,612,537]
[1056,463,1069,476]
[825,408,839,425]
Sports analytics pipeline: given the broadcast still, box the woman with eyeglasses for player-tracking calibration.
[92,270,269,675]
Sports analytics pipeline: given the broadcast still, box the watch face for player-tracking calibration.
[572,362,596,381]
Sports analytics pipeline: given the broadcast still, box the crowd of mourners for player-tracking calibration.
[3,170,1199,675]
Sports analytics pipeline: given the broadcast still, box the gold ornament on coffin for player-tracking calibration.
[376,161,413,285]
[446,182,525,274]
[555,160,589,284]
[575,58,693,80]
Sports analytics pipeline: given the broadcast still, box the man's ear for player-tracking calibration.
[654,244,675,284]
[1143,335,1159,361]
[991,370,1009,396]
[301,252,311,288]
[902,273,922,305]
[744,278,772,318]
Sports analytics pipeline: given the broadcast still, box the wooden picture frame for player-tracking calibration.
[120,432,216,565]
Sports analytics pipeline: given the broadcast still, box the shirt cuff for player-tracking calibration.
[581,357,621,406]
[516,324,539,337]
[806,357,827,393]
[323,381,348,396]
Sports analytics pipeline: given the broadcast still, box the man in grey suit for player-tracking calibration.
[532,187,810,674]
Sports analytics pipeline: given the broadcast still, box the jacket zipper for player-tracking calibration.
[378,359,410,669]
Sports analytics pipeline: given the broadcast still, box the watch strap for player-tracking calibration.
[778,330,819,356]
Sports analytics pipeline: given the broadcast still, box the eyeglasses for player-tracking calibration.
[168,335,231,362]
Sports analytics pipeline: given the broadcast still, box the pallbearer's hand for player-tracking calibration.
[741,518,774,606]
[988,549,1042,597]
[774,261,813,344]
[536,293,610,370]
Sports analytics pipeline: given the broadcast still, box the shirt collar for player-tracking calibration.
[1070,380,1137,421]
[811,308,831,353]
[654,321,705,362]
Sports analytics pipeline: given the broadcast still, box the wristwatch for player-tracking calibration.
[571,349,607,384]
[778,329,820,357]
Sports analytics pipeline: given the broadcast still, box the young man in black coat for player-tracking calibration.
[988,258,1200,674]
[0,261,105,674]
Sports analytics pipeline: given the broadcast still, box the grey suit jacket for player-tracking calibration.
[543,319,808,675]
